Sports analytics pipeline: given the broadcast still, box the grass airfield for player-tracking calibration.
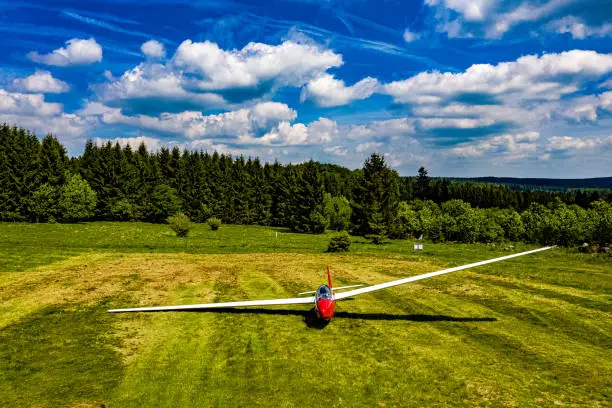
[0,223,610,407]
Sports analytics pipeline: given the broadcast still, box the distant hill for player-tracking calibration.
[448,177,612,191]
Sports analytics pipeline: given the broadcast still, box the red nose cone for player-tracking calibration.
[316,298,336,320]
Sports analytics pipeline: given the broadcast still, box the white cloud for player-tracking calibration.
[78,101,121,116]
[11,70,69,94]
[484,0,573,38]
[173,39,342,91]
[99,38,343,112]
[305,117,338,143]
[0,89,90,140]
[413,103,544,127]
[383,50,612,105]
[380,51,612,147]
[449,131,540,160]
[95,101,332,146]
[547,16,612,39]
[96,101,336,147]
[301,74,379,107]
[403,28,421,42]
[27,38,103,67]
[141,40,166,59]
[324,145,348,156]
[101,103,294,140]
[0,89,62,116]
[258,122,308,145]
[425,0,577,38]
[257,117,337,146]
[546,135,612,151]
[345,118,415,140]
[98,62,227,109]
[559,91,612,122]
[250,101,298,128]
[0,112,89,140]
[426,0,494,22]
[355,141,384,153]
[418,117,495,130]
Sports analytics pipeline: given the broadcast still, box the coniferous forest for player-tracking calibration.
[1,124,610,246]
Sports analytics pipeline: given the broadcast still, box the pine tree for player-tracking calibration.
[39,134,68,186]
[352,153,400,239]
[416,166,429,199]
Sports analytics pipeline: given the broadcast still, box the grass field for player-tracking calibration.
[0,222,610,407]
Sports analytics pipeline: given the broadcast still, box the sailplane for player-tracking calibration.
[109,246,553,321]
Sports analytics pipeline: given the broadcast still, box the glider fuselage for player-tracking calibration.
[314,284,336,320]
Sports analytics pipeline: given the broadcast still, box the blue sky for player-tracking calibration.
[1,0,612,177]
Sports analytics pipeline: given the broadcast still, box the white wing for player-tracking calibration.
[108,296,315,313]
[334,246,553,300]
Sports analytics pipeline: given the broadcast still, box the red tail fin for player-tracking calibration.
[327,265,333,289]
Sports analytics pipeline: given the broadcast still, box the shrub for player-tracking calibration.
[327,231,351,252]
[323,194,352,231]
[58,172,97,222]
[207,217,222,231]
[389,201,419,239]
[308,210,329,234]
[110,199,140,221]
[168,212,191,237]
[30,183,58,223]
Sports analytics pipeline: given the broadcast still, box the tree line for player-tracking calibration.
[0,124,610,246]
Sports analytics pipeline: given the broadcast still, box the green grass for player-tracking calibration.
[0,222,610,407]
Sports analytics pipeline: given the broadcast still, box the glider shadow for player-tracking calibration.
[184,307,497,329]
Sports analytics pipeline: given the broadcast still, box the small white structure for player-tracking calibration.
[414,243,423,251]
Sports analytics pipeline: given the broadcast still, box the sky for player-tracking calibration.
[1,0,611,177]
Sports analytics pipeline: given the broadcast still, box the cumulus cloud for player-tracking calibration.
[0,89,63,116]
[97,62,227,110]
[547,16,612,39]
[546,135,612,152]
[98,102,294,140]
[89,101,331,146]
[0,89,90,140]
[324,145,348,156]
[28,38,103,66]
[173,39,342,91]
[378,51,612,147]
[383,50,612,105]
[305,117,338,142]
[355,141,384,153]
[413,103,544,127]
[98,38,343,113]
[403,28,421,42]
[418,117,495,130]
[141,40,166,59]
[301,74,379,107]
[426,0,494,22]
[345,118,415,140]
[244,117,337,146]
[559,91,612,122]
[425,0,584,38]
[78,101,121,116]
[449,131,540,160]
[11,70,69,94]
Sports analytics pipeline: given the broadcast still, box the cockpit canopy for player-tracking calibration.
[316,285,333,299]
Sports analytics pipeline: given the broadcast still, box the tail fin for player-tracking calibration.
[327,265,333,289]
